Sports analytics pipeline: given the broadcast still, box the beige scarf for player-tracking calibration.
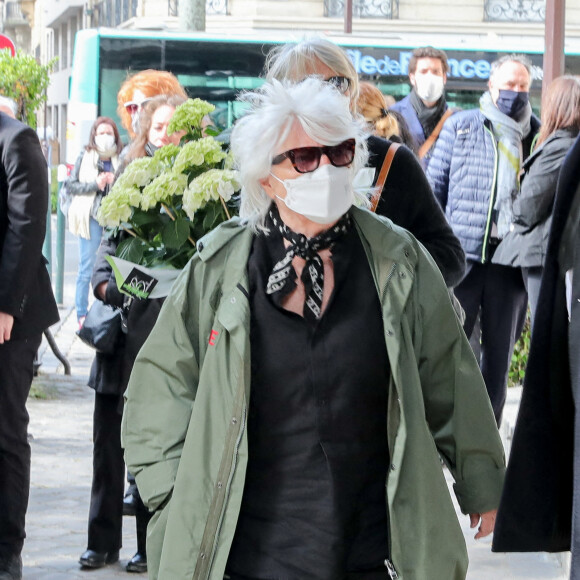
[68,149,118,239]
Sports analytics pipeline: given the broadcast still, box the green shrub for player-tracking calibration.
[508,310,531,387]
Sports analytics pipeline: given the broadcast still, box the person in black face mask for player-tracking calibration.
[426,54,540,427]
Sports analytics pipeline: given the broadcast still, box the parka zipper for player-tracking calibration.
[382,262,400,580]
[382,263,398,302]
[193,361,248,580]
[482,123,499,264]
[204,405,247,579]
[385,558,399,579]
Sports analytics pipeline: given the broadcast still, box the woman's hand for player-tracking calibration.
[96,281,108,301]
[96,172,114,191]
[0,311,14,344]
[96,173,109,191]
[469,509,497,539]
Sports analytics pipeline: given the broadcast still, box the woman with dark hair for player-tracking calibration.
[66,116,123,327]
[493,133,580,579]
[493,75,580,324]
[357,81,418,153]
[79,95,186,574]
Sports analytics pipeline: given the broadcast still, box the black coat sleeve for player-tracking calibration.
[367,135,466,287]
[91,232,126,309]
[0,123,50,316]
[514,137,574,229]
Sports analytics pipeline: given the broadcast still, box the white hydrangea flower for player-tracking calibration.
[97,186,140,227]
[140,173,188,211]
[183,169,240,219]
[173,137,226,174]
[115,157,162,189]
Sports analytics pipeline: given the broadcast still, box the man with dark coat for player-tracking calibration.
[0,111,59,580]
[492,134,580,579]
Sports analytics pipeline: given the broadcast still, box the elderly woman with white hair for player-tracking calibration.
[264,37,465,288]
[121,78,505,580]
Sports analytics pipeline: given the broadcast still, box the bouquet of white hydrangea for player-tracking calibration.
[98,98,240,271]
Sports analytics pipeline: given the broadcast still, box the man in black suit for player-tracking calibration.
[0,110,59,580]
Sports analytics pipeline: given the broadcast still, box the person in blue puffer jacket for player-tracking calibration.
[426,54,541,427]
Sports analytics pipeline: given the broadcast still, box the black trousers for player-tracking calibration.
[88,391,151,554]
[88,392,124,552]
[522,266,543,330]
[0,333,42,558]
[455,262,527,426]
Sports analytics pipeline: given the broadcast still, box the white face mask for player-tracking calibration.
[94,134,116,155]
[413,73,445,103]
[271,164,354,225]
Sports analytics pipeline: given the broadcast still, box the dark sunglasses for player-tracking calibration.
[272,139,356,174]
[325,76,351,94]
[124,98,152,115]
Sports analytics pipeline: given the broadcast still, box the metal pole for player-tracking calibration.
[55,190,65,304]
[55,164,68,304]
[344,0,353,33]
[543,0,566,92]
[42,170,52,281]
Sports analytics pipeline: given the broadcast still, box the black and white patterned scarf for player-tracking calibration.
[266,205,351,323]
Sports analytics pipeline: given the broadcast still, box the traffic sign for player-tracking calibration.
[0,35,15,57]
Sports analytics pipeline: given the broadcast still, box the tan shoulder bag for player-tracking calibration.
[417,108,455,160]
[370,143,401,213]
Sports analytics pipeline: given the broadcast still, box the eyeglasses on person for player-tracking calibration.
[124,98,152,115]
[271,139,356,174]
[325,76,351,94]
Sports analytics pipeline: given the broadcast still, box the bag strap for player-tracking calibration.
[418,108,455,160]
[370,142,401,213]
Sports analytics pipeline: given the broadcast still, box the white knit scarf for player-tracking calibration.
[68,149,118,239]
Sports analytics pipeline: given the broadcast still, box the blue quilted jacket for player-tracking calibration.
[390,94,449,169]
[426,108,540,263]
[390,95,426,149]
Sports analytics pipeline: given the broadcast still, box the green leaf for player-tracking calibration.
[131,212,161,227]
[202,202,221,230]
[161,217,190,249]
[116,236,146,264]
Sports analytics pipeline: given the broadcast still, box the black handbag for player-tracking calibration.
[76,299,125,354]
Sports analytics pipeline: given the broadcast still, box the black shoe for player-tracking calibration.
[79,549,119,569]
[0,553,22,580]
[126,552,147,573]
[123,483,138,516]
[123,493,138,516]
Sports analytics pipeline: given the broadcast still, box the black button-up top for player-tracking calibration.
[227,219,391,580]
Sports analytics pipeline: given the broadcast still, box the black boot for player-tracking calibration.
[126,495,150,573]
[0,553,22,580]
[126,552,147,574]
[123,483,138,517]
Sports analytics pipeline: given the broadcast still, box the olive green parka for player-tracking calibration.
[122,207,505,580]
